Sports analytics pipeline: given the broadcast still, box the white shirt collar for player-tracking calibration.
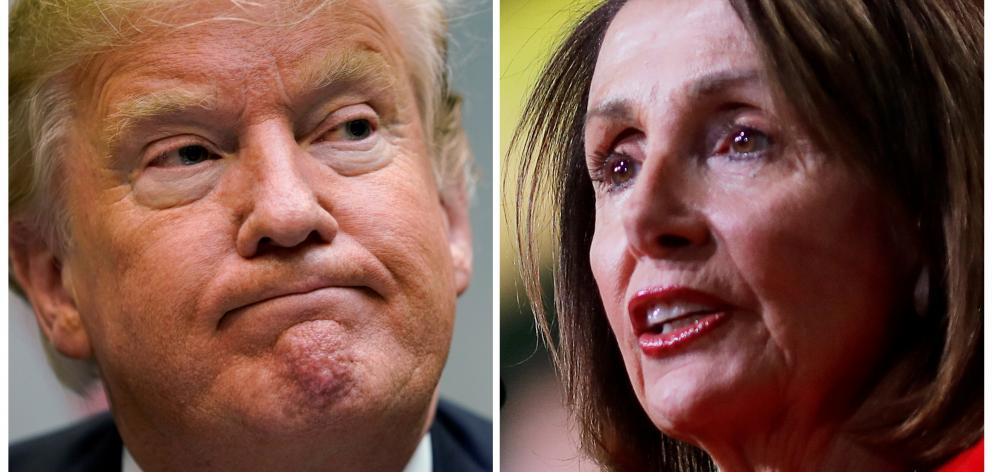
[122,433,433,472]
[122,446,139,472]
[405,431,434,472]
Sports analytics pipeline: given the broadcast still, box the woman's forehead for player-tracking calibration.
[589,0,763,120]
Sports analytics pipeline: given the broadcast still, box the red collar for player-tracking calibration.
[937,438,983,472]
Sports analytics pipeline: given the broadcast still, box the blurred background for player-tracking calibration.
[9,0,494,442]
[500,0,599,470]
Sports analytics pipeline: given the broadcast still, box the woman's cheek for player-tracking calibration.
[590,209,631,326]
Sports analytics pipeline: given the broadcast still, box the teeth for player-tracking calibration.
[659,314,707,334]
[645,302,713,328]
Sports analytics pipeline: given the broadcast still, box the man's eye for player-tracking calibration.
[328,118,375,141]
[716,126,772,159]
[151,144,221,167]
[345,119,373,140]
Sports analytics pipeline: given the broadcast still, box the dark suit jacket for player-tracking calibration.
[10,399,492,472]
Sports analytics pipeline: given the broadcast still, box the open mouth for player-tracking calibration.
[628,287,733,356]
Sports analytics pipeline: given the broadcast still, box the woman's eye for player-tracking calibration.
[599,152,640,190]
[328,118,375,141]
[717,126,772,159]
[151,144,221,167]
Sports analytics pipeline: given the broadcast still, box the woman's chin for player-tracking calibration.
[642,369,737,435]
[638,349,783,441]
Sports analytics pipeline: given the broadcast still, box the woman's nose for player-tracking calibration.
[621,157,710,260]
[235,124,338,258]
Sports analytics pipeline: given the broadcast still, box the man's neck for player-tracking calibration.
[114,392,439,471]
[123,433,434,472]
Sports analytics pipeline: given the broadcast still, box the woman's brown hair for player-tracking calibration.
[510,0,982,470]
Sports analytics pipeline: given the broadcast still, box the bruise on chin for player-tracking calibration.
[275,320,355,403]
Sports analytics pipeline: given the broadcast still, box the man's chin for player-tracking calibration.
[211,321,432,436]
[275,320,358,405]
[221,369,368,437]
[229,384,430,440]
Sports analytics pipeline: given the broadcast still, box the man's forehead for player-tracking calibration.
[100,49,395,136]
[82,2,406,149]
[85,0,402,87]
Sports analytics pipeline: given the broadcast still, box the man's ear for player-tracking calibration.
[440,190,473,296]
[10,222,92,359]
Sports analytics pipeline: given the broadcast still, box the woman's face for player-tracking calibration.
[585,0,911,441]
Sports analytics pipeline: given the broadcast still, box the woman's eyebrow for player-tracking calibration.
[585,69,762,127]
[585,99,635,126]
[684,68,762,100]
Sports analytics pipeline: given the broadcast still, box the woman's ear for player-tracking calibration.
[10,223,92,359]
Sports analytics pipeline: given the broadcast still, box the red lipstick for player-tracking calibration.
[627,286,732,356]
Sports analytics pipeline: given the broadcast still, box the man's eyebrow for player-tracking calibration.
[102,51,394,152]
[103,87,218,150]
[296,49,395,93]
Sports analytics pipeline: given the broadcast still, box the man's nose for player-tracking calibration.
[621,152,710,260]
[235,123,338,258]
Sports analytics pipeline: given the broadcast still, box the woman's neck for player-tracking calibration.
[695,417,902,472]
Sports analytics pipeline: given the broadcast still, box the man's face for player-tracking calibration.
[54,0,469,441]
